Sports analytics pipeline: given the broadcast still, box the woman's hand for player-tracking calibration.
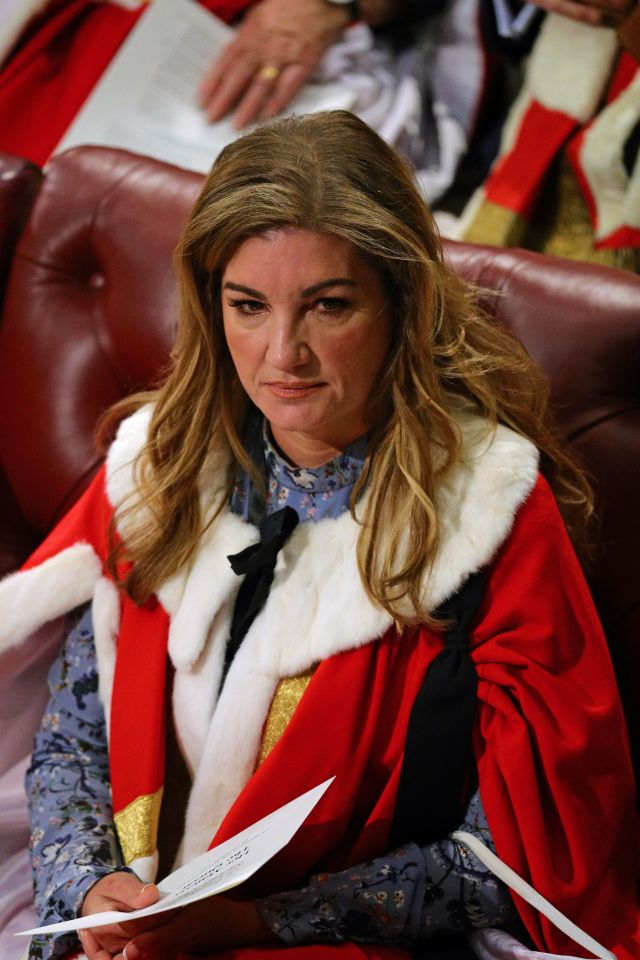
[198,0,351,129]
[79,871,160,959]
[121,895,274,960]
[79,871,274,959]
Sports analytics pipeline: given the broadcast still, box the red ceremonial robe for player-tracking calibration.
[0,0,253,167]
[0,405,638,960]
[462,15,640,257]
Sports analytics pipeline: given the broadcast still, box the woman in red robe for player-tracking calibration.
[1,110,638,960]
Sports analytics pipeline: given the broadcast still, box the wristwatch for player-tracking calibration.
[324,0,359,22]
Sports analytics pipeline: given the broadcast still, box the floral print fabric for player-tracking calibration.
[26,605,130,959]
[231,421,367,521]
[256,791,515,945]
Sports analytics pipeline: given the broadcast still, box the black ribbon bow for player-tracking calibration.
[389,571,486,849]
[225,505,299,678]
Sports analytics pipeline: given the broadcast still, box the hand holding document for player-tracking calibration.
[17,777,334,937]
[54,0,356,174]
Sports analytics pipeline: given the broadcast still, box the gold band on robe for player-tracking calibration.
[464,162,640,272]
[463,199,527,248]
[257,666,317,766]
[114,786,164,865]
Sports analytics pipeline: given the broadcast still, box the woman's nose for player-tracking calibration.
[266,316,309,370]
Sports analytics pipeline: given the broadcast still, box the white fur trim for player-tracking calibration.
[105,405,231,550]
[458,18,620,237]
[171,608,232,781]
[423,419,539,609]
[178,663,280,863]
[128,852,158,884]
[92,577,121,737]
[528,16,617,122]
[159,512,254,671]
[579,71,640,239]
[104,405,154,539]
[0,545,102,654]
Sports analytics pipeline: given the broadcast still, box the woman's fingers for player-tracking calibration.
[199,43,257,120]
[259,62,314,122]
[211,60,277,126]
[79,926,111,960]
[231,63,312,129]
[199,0,348,126]
[82,872,157,916]
[224,45,322,128]
[124,901,211,959]
[80,876,162,956]
[205,57,313,131]
[135,883,161,909]
[124,896,272,959]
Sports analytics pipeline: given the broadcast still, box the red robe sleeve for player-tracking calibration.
[21,464,111,571]
[472,475,639,959]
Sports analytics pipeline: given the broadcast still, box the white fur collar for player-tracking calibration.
[105,405,539,860]
[106,405,539,678]
[0,404,538,865]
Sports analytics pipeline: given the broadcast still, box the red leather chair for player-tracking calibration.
[0,152,41,308]
[0,145,638,781]
[0,153,42,576]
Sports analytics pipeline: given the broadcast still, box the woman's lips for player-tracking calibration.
[265,381,325,399]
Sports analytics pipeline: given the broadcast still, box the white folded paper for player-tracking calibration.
[17,776,334,937]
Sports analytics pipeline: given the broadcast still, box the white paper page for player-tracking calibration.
[54,0,356,174]
[17,776,334,937]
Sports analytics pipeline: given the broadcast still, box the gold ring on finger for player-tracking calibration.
[259,65,281,81]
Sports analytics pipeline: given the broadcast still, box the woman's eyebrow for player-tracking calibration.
[223,278,358,298]
[300,278,357,296]
[223,282,265,297]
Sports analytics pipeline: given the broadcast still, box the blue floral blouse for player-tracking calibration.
[26,427,515,959]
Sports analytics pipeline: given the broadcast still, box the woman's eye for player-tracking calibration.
[312,297,350,317]
[228,298,266,316]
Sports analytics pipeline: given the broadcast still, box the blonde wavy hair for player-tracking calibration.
[103,110,593,625]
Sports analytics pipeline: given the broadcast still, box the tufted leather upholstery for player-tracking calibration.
[0,145,638,777]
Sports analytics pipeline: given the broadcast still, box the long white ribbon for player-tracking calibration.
[452,831,617,960]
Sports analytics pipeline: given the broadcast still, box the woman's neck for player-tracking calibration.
[269,424,364,468]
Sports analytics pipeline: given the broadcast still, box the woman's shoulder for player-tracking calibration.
[104,402,230,523]
[443,409,540,513]
[104,403,155,511]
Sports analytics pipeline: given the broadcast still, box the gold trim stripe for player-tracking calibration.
[114,787,163,865]
[463,199,527,248]
[257,667,317,766]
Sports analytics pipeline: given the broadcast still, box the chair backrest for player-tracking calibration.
[0,152,41,307]
[0,145,638,776]
[0,152,42,573]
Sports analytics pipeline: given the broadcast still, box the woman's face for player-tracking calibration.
[221,229,392,466]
